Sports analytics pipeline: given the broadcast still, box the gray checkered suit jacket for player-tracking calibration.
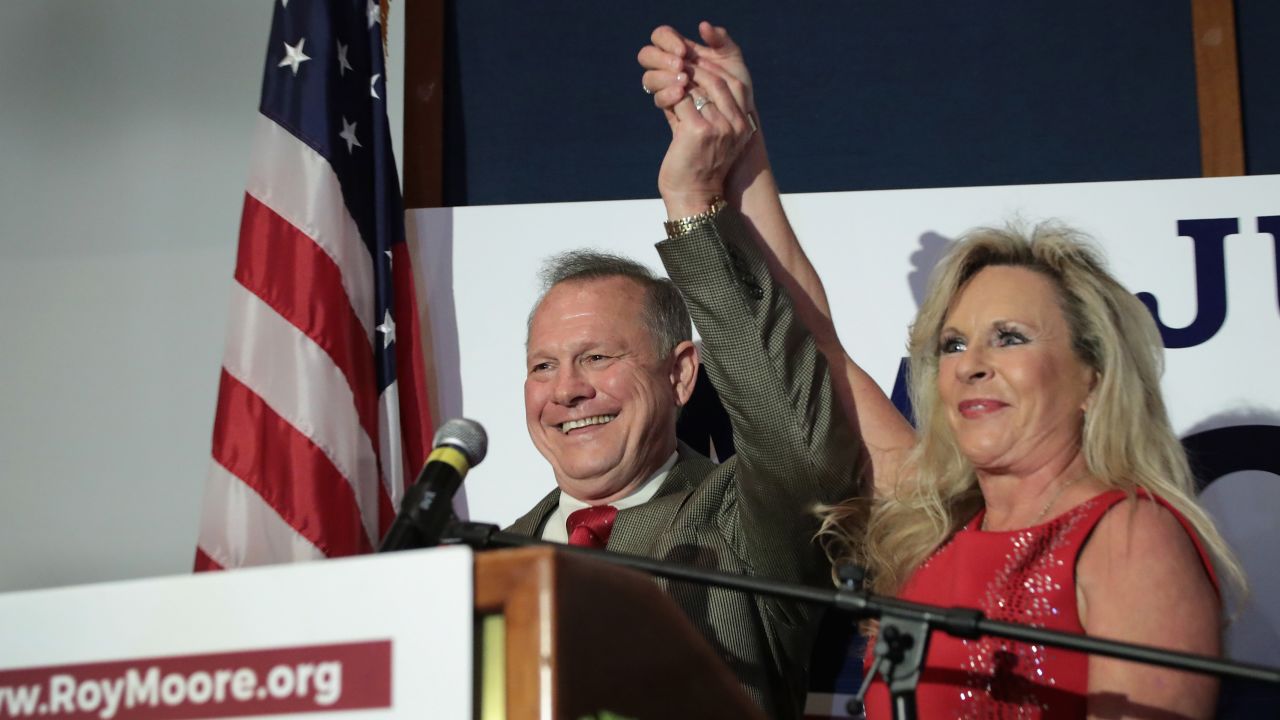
[508,208,862,719]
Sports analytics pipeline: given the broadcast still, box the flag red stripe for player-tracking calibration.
[212,370,372,557]
[235,194,380,447]
[391,242,432,489]
[194,547,224,572]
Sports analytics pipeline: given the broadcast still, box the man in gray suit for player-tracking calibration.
[511,220,856,718]
[507,54,863,720]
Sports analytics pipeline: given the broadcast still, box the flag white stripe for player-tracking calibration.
[198,460,326,567]
[379,382,406,509]
[246,114,375,339]
[223,282,381,547]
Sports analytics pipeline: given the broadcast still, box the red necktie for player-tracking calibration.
[566,505,618,549]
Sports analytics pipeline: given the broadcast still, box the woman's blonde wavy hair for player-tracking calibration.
[822,221,1246,603]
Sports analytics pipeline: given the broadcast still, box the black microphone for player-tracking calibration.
[377,418,488,552]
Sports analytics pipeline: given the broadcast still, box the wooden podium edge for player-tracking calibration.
[476,547,554,720]
[474,546,765,720]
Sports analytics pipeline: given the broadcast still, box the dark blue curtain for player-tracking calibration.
[440,1,1278,207]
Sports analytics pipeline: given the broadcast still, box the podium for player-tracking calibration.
[0,546,762,719]
[475,546,762,719]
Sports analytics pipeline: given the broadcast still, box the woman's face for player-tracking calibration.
[936,265,1096,476]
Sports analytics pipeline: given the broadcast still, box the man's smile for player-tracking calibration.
[559,414,617,433]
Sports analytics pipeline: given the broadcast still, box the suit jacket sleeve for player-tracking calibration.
[656,207,863,588]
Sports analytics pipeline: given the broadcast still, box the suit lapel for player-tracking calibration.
[506,488,560,538]
[509,443,715,551]
[609,444,714,555]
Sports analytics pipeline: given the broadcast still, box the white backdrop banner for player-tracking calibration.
[408,174,1280,673]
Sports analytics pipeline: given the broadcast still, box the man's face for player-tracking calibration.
[524,276,696,503]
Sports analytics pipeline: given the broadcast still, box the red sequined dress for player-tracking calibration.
[861,489,1218,719]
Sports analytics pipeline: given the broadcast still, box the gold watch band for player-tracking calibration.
[663,196,728,239]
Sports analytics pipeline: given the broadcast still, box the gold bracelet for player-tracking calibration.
[663,196,727,239]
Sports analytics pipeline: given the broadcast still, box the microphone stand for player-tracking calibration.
[442,521,1280,720]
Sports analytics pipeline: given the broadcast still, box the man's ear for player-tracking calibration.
[670,340,700,407]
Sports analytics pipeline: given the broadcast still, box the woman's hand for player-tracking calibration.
[639,22,755,119]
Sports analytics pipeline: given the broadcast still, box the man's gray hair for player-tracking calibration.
[527,250,692,358]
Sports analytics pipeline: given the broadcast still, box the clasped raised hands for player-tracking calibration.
[638,22,759,218]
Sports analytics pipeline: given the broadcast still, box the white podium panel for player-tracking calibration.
[0,548,472,719]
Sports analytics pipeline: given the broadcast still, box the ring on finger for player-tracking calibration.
[747,112,759,135]
[693,95,713,112]
[643,82,652,95]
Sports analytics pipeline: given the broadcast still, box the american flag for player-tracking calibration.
[195,0,431,569]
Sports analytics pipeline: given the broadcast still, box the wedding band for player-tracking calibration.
[643,82,652,95]
[747,112,759,135]
[693,95,712,112]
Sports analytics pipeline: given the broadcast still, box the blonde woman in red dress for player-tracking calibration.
[639,22,1246,719]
